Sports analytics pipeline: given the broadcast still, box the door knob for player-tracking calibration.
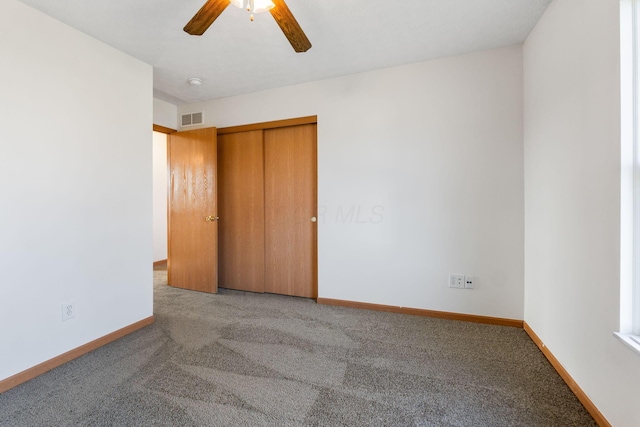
[205,215,217,222]
[311,217,317,222]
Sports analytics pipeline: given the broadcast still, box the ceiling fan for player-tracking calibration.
[184,0,312,53]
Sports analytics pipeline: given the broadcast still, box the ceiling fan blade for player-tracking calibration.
[269,0,312,53]
[184,0,230,36]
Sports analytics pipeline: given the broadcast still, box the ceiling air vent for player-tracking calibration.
[181,112,204,127]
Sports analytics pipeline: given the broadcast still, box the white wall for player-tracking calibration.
[153,98,178,130]
[524,0,640,426]
[181,46,525,320]
[0,0,153,381]
[152,132,168,262]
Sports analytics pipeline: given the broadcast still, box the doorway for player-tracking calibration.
[152,130,168,270]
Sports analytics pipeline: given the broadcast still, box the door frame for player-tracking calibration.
[153,124,177,134]
[216,116,317,135]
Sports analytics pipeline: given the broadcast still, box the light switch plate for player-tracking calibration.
[449,274,465,289]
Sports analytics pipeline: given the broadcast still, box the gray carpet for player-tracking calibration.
[0,271,596,426]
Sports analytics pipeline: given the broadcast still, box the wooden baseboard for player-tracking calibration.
[523,322,610,427]
[153,259,167,268]
[316,297,523,328]
[0,316,155,394]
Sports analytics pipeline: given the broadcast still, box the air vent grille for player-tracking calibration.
[181,112,204,127]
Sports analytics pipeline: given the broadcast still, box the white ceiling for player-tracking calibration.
[17,0,552,105]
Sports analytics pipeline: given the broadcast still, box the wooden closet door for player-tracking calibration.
[264,124,317,298]
[218,130,265,292]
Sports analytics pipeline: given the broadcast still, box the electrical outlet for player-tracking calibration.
[464,276,475,289]
[449,274,465,289]
[62,301,75,321]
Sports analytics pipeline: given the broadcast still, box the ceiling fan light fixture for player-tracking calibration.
[184,0,311,52]
[230,0,274,14]
[252,0,275,13]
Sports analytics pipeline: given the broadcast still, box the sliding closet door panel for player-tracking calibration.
[264,124,317,298]
[218,130,265,292]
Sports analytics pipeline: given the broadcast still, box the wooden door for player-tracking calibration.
[167,127,218,293]
[264,124,317,298]
[218,130,265,292]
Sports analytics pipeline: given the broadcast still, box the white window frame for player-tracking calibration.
[618,0,640,354]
